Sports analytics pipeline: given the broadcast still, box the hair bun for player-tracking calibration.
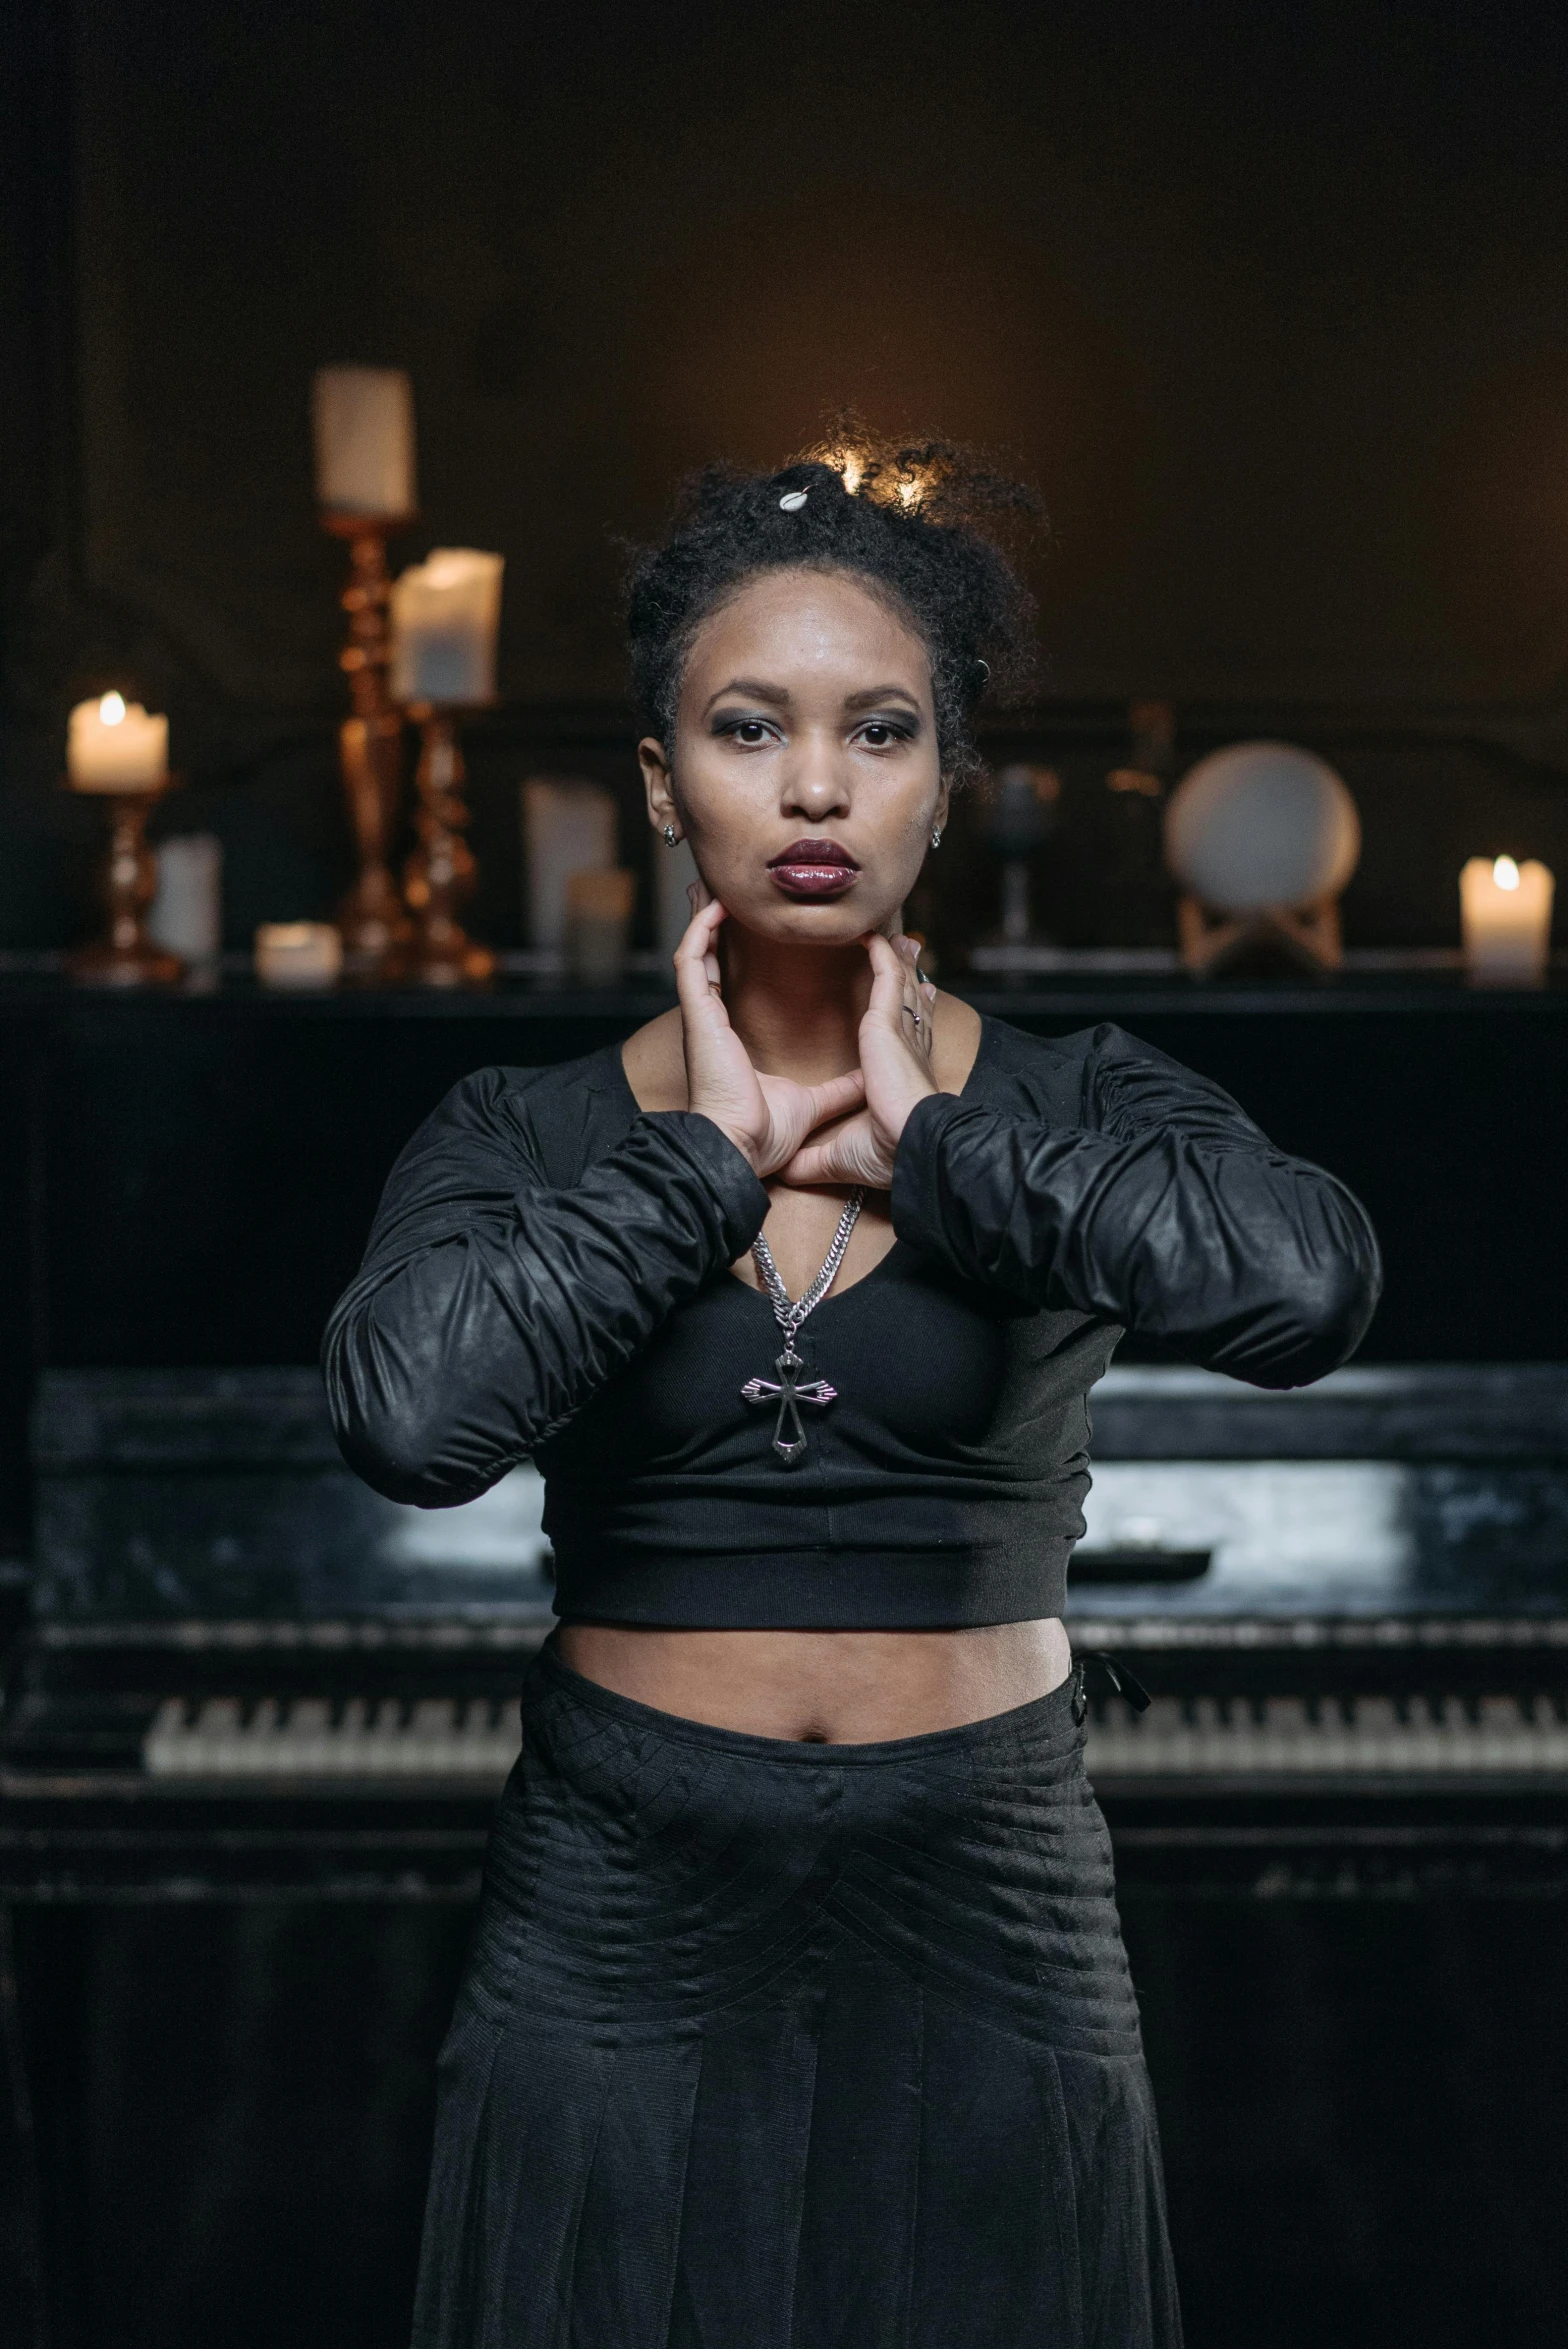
[625,431,1043,787]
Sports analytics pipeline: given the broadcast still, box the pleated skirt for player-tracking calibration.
[413,1640,1182,2349]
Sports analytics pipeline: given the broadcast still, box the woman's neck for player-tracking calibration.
[718,924,880,1082]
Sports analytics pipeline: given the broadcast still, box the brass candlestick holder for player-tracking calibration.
[65,780,183,987]
[323,512,413,976]
[400,705,495,987]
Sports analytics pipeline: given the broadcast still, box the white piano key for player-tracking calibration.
[142,1693,522,1781]
[1084,1692,1568,1775]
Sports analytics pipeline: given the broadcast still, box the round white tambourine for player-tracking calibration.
[1163,742,1360,916]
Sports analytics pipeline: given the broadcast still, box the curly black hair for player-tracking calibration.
[624,433,1044,788]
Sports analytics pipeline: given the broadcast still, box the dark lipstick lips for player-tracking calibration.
[767,839,861,898]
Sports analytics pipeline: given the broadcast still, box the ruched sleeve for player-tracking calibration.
[322,1070,770,1505]
[890,1023,1381,1388]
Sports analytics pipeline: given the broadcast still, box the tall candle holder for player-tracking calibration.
[65,779,183,987]
[322,513,413,976]
[400,705,495,987]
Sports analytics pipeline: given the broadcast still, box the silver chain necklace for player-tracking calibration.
[740,1187,866,1463]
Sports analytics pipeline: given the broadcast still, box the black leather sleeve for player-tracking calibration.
[890,1025,1382,1388]
[322,1072,770,1505]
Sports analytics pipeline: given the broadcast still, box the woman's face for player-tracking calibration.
[640,566,947,944]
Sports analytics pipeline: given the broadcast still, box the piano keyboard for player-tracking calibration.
[1085,1693,1568,1776]
[143,1695,523,1781]
[139,1688,1568,1783]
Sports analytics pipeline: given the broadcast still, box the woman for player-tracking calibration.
[325,444,1381,2349]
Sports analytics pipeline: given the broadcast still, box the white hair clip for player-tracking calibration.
[778,490,809,511]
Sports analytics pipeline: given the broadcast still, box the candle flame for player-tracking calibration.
[1493,855,1521,891]
[99,691,126,726]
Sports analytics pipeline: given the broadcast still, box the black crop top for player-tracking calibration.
[322,1016,1381,1628]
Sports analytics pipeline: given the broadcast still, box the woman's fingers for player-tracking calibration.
[860,931,928,1065]
[673,897,729,1023]
[864,929,906,999]
[777,1111,891,1190]
[776,1139,840,1186]
[888,936,935,1060]
[867,934,928,1057]
[849,930,940,1154]
[799,1068,865,1132]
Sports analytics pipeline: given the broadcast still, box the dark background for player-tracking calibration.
[6,9,1568,2349]
[5,0,1568,951]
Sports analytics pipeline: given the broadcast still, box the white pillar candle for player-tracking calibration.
[67,692,169,791]
[150,835,223,960]
[1460,856,1554,986]
[312,367,417,518]
[390,549,504,705]
[254,922,344,988]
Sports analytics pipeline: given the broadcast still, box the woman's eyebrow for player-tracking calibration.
[842,685,922,712]
[703,678,792,714]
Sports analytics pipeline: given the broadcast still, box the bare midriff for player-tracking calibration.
[559,994,1071,1744]
[553,1619,1074,1744]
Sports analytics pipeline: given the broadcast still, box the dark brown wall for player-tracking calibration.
[5,0,1568,942]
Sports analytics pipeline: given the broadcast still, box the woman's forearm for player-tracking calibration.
[891,1069,1381,1389]
[323,1102,767,1506]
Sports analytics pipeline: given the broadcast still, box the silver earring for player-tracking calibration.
[662,824,679,847]
[930,826,943,849]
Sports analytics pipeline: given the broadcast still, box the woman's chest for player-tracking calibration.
[538,1247,1090,1476]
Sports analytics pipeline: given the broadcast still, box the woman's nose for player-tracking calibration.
[782,732,850,819]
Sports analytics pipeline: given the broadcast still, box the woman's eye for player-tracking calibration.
[718,718,775,746]
[856,721,911,749]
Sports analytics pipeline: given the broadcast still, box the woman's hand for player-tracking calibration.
[674,890,865,1177]
[777,932,940,1189]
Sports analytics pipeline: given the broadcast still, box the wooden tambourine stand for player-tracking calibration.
[1177,892,1343,977]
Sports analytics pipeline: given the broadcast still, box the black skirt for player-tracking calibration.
[413,1641,1182,2349]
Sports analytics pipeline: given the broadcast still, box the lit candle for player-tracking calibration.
[312,366,417,519]
[254,922,344,988]
[390,549,504,705]
[1460,855,1555,986]
[66,692,169,791]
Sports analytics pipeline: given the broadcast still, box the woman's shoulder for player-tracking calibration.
[419,1043,638,1186]
[964,1010,1135,1117]
[969,1012,1260,1140]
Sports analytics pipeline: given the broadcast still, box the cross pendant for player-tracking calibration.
[741,1343,839,1464]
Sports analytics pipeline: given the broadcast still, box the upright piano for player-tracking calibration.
[6,1360,1568,1891]
[4,1359,1567,2348]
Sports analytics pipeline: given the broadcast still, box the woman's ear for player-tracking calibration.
[932,780,952,840]
[638,735,678,837]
